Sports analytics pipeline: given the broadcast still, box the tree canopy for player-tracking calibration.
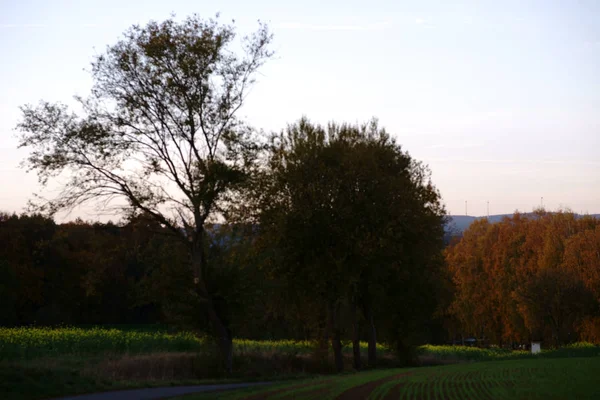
[253,118,447,370]
[16,14,273,372]
[446,211,600,346]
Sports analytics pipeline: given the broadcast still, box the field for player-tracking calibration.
[1,327,599,400]
[0,326,387,360]
[177,357,600,399]
[0,326,388,400]
[417,342,600,362]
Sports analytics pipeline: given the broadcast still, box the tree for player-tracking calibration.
[515,266,595,346]
[446,219,494,341]
[254,118,446,371]
[16,14,273,372]
[562,223,600,343]
[446,211,600,346]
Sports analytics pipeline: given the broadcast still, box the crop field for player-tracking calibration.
[4,326,597,362]
[0,327,388,360]
[179,357,600,400]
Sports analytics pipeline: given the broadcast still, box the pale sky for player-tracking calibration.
[1,0,599,220]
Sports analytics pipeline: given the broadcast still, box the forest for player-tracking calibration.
[445,210,600,347]
[2,209,599,346]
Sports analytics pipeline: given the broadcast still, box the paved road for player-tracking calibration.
[52,382,274,400]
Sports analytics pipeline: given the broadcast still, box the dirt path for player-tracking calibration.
[335,373,411,400]
[241,379,332,400]
[50,382,275,400]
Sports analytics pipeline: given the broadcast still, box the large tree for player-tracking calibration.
[16,14,273,372]
[254,118,446,371]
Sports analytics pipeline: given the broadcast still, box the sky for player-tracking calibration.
[1,0,599,221]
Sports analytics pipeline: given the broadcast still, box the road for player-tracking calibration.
[51,382,274,400]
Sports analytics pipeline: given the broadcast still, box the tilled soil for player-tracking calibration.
[335,373,412,400]
[242,379,332,400]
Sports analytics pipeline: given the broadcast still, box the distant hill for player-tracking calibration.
[446,213,600,234]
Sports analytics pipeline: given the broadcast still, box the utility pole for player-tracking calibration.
[465,200,468,216]
[541,197,544,208]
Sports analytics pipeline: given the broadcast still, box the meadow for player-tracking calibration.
[2,326,599,400]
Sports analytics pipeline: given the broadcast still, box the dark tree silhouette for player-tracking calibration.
[16,14,273,372]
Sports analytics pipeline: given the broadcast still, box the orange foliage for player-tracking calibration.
[446,211,600,346]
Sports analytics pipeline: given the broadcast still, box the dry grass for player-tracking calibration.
[85,351,329,382]
[82,350,399,382]
[84,352,209,381]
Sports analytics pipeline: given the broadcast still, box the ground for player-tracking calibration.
[2,327,599,400]
[174,357,600,400]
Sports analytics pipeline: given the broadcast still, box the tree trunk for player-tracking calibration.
[328,302,343,373]
[366,305,377,367]
[351,301,361,370]
[191,228,233,373]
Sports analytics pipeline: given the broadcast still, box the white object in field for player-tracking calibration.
[531,342,541,354]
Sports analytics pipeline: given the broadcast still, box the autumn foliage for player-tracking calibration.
[445,211,600,346]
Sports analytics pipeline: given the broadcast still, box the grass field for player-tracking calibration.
[175,357,600,400]
[1,327,599,400]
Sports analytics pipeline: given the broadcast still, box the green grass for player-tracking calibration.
[176,357,600,400]
[0,355,251,400]
[0,359,115,400]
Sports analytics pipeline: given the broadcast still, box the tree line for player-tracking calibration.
[11,14,447,373]
[9,13,598,375]
[2,118,448,372]
[445,211,600,347]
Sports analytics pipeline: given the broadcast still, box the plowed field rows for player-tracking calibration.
[178,356,600,400]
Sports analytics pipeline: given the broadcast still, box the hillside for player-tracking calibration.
[446,213,600,234]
